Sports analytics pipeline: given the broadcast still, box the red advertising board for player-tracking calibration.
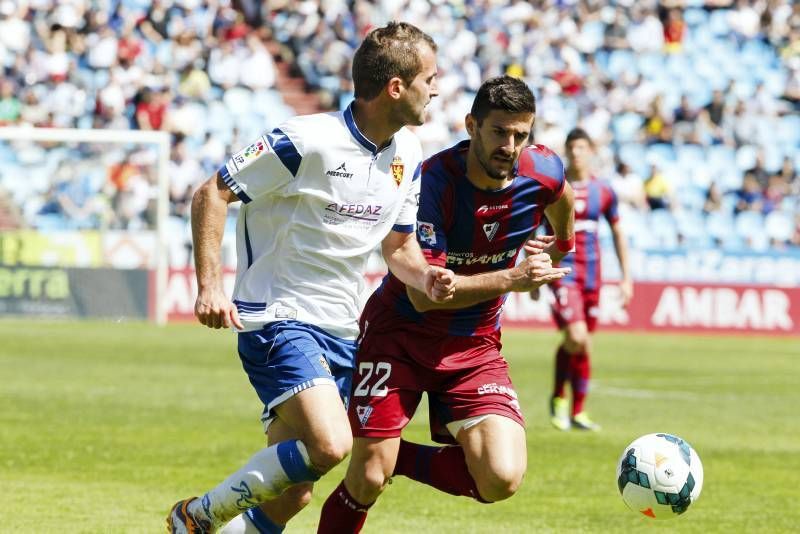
[164,268,800,335]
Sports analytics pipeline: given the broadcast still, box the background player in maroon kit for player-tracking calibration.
[538,127,633,431]
[317,76,576,533]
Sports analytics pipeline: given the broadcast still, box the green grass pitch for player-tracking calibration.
[1,320,798,533]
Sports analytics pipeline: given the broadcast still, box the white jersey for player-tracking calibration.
[219,103,422,339]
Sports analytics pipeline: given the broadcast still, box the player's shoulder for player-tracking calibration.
[422,140,468,177]
[591,176,616,193]
[516,144,565,180]
[278,111,344,140]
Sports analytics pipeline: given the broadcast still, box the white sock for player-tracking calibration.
[187,439,316,528]
[218,513,260,534]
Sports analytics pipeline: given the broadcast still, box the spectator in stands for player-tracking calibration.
[734,171,766,214]
[703,182,725,215]
[662,8,686,53]
[134,87,169,130]
[611,160,648,211]
[0,80,21,125]
[699,89,727,145]
[746,151,772,189]
[643,164,674,211]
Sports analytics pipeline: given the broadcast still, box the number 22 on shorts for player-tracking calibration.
[353,362,392,397]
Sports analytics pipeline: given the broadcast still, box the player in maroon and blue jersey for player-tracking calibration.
[538,127,632,432]
[318,76,576,533]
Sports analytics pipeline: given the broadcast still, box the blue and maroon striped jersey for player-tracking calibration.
[549,177,619,292]
[375,140,566,336]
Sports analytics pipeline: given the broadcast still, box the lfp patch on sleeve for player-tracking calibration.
[418,221,437,245]
[231,136,270,171]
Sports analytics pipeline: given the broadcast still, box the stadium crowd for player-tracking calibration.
[0,0,798,251]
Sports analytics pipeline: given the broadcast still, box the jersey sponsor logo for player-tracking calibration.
[418,221,436,245]
[232,136,269,170]
[446,248,516,266]
[574,219,599,233]
[274,305,297,319]
[477,382,518,398]
[356,405,373,427]
[482,222,499,241]
[476,204,509,215]
[324,203,383,222]
[391,156,404,187]
[326,162,354,179]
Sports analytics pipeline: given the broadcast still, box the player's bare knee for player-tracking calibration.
[277,483,313,510]
[306,434,352,473]
[564,333,588,354]
[475,465,525,503]
[346,465,388,505]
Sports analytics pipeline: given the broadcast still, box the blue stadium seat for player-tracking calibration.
[648,209,679,250]
[735,210,769,250]
[764,211,794,244]
[611,113,643,144]
[708,10,732,36]
[676,210,712,248]
[706,211,735,242]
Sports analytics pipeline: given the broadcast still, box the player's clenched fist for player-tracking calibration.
[425,266,456,303]
[511,252,571,292]
[195,288,244,330]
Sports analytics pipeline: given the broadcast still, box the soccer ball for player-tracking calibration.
[616,433,704,520]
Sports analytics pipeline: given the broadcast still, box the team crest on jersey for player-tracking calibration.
[356,405,373,427]
[318,355,332,376]
[390,156,404,187]
[482,222,499,241]
[418,221,436,245]
[232,136,269,170]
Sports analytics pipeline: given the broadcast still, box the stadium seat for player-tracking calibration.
[647,209,679,250]
[611,113,643,144]
[676,210,712,248]
[764,211,794,244]
[735,210,769,250]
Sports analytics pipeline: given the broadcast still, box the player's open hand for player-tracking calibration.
[619,278,634,307]
[512,252,571,291]
[425,266,456,303]
[195,286,244,330]
[523,235,555,256]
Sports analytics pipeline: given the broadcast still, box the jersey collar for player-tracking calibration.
[344,101,382,155]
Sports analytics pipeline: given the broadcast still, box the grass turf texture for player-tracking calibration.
[1,320,798,533]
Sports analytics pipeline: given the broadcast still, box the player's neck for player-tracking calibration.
[466,151,513,191]
[351,99,398,151]
[567,167,591,183]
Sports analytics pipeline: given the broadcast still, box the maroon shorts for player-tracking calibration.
[551,284,600,333]
[349,298,524,444]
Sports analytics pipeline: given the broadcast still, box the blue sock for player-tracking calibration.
[245,506,285,534]
[277,439,320,483]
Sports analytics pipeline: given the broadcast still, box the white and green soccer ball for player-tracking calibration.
[616,433,704,520]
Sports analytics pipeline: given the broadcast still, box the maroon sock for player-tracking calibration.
[570,351,590,415]
[394,439,487,502]
[317,481,372,534]
[553,344,571,398]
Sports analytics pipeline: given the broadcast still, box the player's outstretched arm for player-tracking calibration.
[381,230,455,303]
[191,172,244,330]
[543,181,576,264]
[610,220,634,307]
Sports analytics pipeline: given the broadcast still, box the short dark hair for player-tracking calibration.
[352,22,437,100]
[470,76,536,123]
[565,127,594,147]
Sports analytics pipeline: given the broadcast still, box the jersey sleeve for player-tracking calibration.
[218,120,305,203]
[392,161,422,234]
[416,163,450,268]
[602,182,620,224]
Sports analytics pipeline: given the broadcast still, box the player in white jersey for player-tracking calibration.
[167,22,455,534]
